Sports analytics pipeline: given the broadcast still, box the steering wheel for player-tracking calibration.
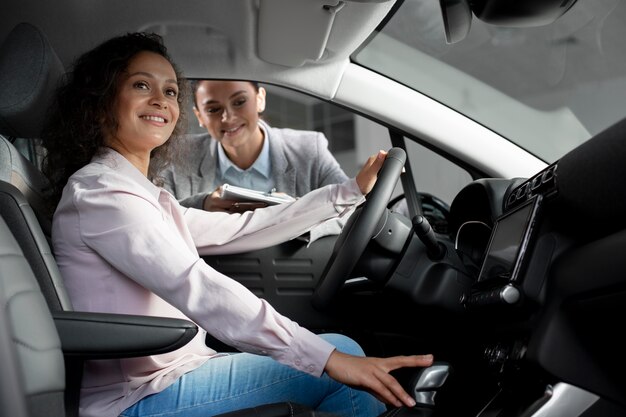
[312,147,406,310]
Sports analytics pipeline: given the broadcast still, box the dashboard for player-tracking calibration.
[409,121,626,413]
[448,162,559,312]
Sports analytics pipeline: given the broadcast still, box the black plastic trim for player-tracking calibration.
[53,311,198,359]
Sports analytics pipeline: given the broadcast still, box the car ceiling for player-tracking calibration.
[2,0,551,180]
[1,0,395,99]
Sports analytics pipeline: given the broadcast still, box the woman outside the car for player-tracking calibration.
[42,32,432,417]
[162,80,349,212]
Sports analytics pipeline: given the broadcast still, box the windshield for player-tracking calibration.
[353,0,626,163]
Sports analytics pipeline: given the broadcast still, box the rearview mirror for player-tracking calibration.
[439,0,578,44]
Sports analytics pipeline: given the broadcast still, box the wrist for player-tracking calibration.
[202,194,212,211]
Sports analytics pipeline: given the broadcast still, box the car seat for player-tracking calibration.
[0,215,65,417]
[0,215,331,417]
[0,21,69,312]
[0,21,200,417]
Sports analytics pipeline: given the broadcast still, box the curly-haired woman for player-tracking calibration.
[42,32,432,417]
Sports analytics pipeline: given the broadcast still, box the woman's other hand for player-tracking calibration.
[324,350,434,408]
[356,150,387,195]
[203,187,235,212]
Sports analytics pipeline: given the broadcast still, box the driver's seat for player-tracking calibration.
[0,213,321,417]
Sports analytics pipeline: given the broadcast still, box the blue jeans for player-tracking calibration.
[120,333,386,417]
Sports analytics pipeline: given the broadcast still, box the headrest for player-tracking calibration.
[0,22,65,138]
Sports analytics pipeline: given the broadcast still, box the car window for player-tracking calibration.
[185,81,472,205]
[353,0,626,163]
[404,139,472,206]
[185,83,360,173]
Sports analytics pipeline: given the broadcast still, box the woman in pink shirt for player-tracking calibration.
[42,32,433,417]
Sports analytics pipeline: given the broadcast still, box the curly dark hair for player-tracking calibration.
[42,32,188,208]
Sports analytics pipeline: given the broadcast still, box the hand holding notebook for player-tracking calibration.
[219,184,296,206]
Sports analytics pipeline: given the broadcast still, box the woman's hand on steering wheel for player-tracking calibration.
[356,150,388,195]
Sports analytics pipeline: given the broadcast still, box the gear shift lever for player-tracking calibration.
[408,362,450,407]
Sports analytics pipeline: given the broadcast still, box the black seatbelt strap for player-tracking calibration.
[389,129,423,218]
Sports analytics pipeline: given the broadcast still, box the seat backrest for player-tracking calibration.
[0,135,51,233]
[0,284,29,417]
[0,215,66,417]
[0,22,72,312]
[0,181,72,311]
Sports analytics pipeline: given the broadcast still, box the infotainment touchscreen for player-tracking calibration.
[477,196,542,283]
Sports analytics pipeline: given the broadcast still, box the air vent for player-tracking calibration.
[505,162,558,211]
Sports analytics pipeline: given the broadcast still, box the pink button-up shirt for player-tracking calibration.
[52,148,364,417]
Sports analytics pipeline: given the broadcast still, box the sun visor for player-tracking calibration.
[257,0,394,67]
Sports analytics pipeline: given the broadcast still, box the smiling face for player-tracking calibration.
[193,80,266,154]
[105,51,180,158]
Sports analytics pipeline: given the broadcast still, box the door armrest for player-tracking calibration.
[53,311,198,359]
